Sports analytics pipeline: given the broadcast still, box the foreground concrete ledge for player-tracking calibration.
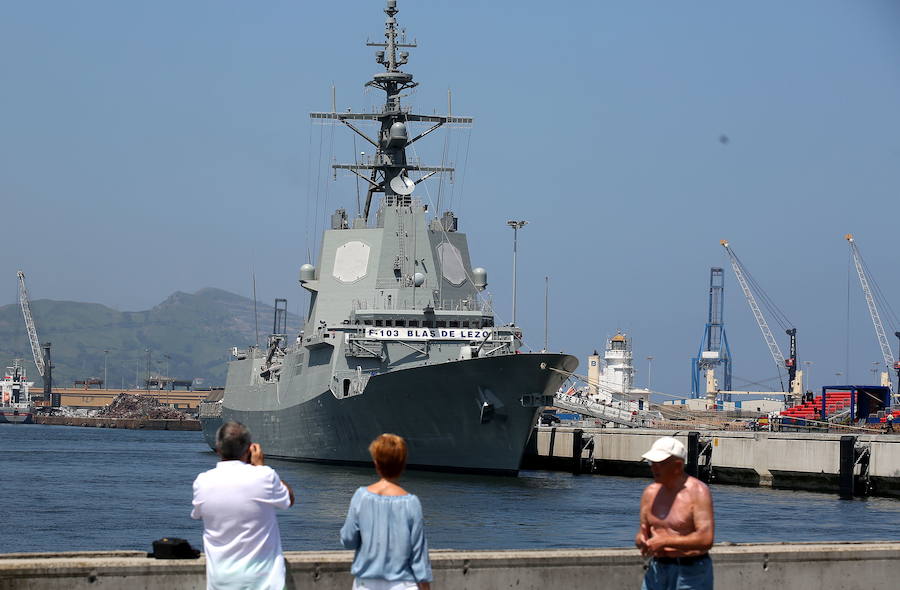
[1,543,899,589]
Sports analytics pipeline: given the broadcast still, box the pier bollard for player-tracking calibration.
[838,435,857,499]
[686,432,700,478]
[572,429,584,475]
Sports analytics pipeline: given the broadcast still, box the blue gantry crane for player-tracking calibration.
[691,267,732,399]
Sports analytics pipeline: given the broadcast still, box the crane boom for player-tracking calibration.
[720,241,787,374]
[845,234,895,383]
[17,271,46,377]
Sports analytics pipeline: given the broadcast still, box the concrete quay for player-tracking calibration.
[0,543,897,589]
[524,427,900,498]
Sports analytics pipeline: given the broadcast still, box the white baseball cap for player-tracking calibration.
[642,436,686,463]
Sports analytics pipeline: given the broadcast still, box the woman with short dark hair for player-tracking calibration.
[340,434,432,590]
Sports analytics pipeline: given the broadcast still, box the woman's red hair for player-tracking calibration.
[369,433,407,479]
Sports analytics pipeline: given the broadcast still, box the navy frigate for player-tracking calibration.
[202,0,577,474]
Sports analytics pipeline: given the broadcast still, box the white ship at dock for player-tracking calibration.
[0,360,34,424]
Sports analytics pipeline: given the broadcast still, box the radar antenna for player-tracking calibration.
[309,0,473,222]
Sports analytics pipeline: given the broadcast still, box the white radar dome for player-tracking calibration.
[413,272,425,287]
[472,267,487,291]
[299,264,316,282]
[387,122,408,147]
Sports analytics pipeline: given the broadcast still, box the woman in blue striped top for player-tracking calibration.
[340,434,433,590]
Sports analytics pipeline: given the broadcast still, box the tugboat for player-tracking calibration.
[0,360,34,424]
[204,0,577,474]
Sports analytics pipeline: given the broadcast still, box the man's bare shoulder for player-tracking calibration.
[642,481,663,500]
[685,476,712,500]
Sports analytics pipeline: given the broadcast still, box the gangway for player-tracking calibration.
[553,392,659,427]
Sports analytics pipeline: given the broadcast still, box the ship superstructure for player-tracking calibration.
[0,360,34,424]
[206,0,577,474]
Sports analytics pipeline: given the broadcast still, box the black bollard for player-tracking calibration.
[685,432,700,478]
[572,429,584,475]
[838,435,857,499]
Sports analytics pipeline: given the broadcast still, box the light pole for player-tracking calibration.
[646,356,654,390]
[103,350,109,391]
[146,349,151,392]
[872,361,880,384]
[803,360,813,392]
[507,220,528,326]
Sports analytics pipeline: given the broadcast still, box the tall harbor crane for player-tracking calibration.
[720,241,801,405]
[691,267,732,399]
[17,271,53,405]
[845,234,898,399]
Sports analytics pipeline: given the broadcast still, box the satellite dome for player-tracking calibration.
[472,267,487,290]
[299,264,316,282]
[387,122,408,147]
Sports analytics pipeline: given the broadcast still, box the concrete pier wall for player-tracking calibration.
[0,543,897,590]
[524,427,900,496]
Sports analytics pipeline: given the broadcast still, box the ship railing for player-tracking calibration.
[351,297,492,313]
[352,153,424,168]
[347,329,514,343]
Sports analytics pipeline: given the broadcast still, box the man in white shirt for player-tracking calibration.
[192,421,295,590]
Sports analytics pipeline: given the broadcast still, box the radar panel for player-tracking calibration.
[436,242,466,286]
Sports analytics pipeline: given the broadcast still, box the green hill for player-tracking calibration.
[0,288,303,388]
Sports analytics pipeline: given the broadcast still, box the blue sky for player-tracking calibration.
[1,1,899,396]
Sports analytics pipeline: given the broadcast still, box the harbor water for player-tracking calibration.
[2,425,899,553]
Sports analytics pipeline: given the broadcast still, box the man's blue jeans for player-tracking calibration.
[641,555,713,590]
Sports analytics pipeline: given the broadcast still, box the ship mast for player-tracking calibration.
[309,0,472,223]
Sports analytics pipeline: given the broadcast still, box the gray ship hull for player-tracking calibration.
[199,416,223,449]
[211,352,576,475]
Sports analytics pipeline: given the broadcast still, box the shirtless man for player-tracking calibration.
[635,436,715,590]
